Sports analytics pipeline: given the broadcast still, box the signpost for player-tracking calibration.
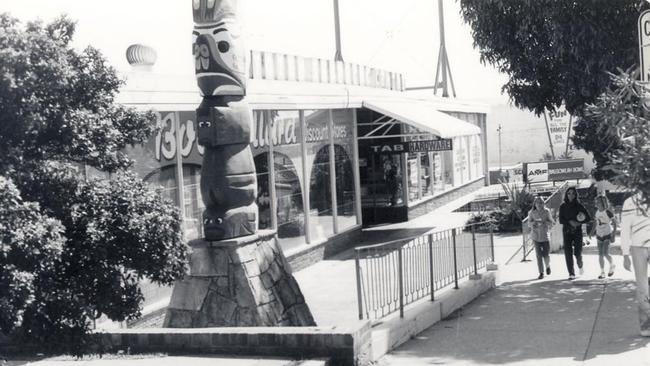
[639,10,650,82]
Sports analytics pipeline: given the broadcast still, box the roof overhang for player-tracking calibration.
[362,99,481,139]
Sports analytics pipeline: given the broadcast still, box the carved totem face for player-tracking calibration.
[192,0,246,96]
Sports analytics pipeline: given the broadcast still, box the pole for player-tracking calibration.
[497,124,502,175]
[452,228,459,289]
[333,0,344,62]
[429,233,435,301]
[471,225,478,276]
[355,253,363,320]
[542,112,556,160]
[565,115,573,157]
[398,246,404,318]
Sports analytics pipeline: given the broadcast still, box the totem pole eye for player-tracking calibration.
[217,41,230,53]
[217,218,223,224]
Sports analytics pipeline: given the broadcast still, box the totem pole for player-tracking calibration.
[164,0,314,327]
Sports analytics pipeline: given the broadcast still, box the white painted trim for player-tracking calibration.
[329,109,339,234]
[299,110,312,244]
[352,109,362,226]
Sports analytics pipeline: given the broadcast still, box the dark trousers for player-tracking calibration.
[563,230,583,276]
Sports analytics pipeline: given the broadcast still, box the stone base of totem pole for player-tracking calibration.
[163,230,315,327]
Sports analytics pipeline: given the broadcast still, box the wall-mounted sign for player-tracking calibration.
[370,138,453,154]
[523,159,586,183]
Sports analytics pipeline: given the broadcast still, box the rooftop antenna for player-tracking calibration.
[333,0,344,62]
[433,0,456,97]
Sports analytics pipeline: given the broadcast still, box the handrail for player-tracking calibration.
[354,221,495,252]
[355,220,495,320]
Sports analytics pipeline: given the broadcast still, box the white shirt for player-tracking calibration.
[594,209,615,237]
[620,195,650,255]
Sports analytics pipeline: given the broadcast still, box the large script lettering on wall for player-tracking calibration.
[193,0,257,240]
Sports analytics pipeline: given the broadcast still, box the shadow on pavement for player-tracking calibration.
[385,277,648,365]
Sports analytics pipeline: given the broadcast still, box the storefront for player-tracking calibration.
[356,100,487,224]
[116,51,488,269]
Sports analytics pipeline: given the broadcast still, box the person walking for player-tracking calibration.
[559,187,591,280]
[589,195,617,279]
[621,193,650,336]
[527,196,553,279]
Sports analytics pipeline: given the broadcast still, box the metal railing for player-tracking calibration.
[249,50,405,91]
[355,221,495,320]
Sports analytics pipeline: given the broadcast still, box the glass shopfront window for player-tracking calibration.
[420,152,432,197]
[443,150,454,189]
[332,109,357,232]
[432,152,444,192]
[182,165,203,241]
[252,110,306,251]
[471,134,483,179]
[407,152,419,202]
[273,151,305,250]
[305,110,334,242]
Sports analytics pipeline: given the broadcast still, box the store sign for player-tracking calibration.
[524,159,586,183]
[153,111,204,166]
[370,138,453,154]
[251,112,299,148]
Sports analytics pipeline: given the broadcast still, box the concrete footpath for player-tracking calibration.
[380,243,650,366]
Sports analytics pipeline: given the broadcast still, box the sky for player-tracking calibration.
[2,0,510,105]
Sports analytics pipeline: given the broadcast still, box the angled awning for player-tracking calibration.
[362,99,481,138]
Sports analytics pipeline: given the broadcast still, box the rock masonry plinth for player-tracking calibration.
[164,230,315,327]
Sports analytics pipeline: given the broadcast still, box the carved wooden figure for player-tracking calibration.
[192,0,257,240]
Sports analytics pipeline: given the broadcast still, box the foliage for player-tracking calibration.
[0,14,187,353]
[465,211,497,232]
[459,0,647,116]
[464,182,534,232]
[573,69,650,207]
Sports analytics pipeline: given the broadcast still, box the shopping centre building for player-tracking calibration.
[117,49,488,271]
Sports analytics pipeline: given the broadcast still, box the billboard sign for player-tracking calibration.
[524,159,586,183]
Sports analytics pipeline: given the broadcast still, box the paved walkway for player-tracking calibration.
[380,242,650,366]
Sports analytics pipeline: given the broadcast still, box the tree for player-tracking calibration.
[459,0,646,115]
[459,0,650,200]
[575,69,650,207]
[0,14,187,352]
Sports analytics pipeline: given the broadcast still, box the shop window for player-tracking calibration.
[334,144,356,232]
[309,146,334,241]
[420,153,432,197]
[182,164,203,241]
[432,152,444,192]
[254,153,272,230]
[273,152,306,250]
[443,150,454,189]
[144,166,179,206]
[407,152,419,202]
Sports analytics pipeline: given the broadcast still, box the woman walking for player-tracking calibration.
[590,195,617,279]
[527,196,554,279]
[559,187,591,280]
[621,193,650,336]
